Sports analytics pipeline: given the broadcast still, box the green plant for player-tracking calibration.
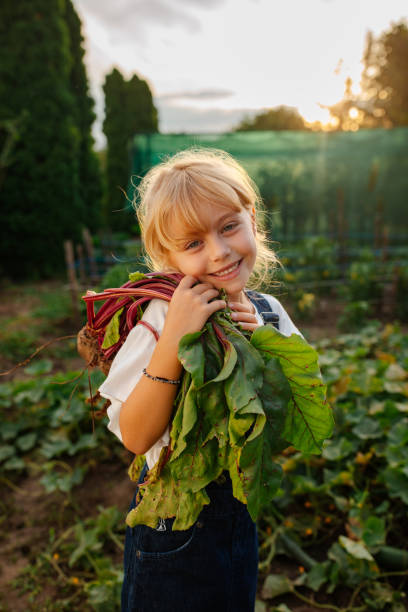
[0,322,39,361]
[257,321,408,609]
[33,290,73,322]
[337,300,373,331]
[346,260,383,302]
[395,265,408,321]
[0,365,118,485]
[293,290,317,321]
[98,264,134,291]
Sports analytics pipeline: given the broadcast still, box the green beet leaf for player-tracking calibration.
[128,271,146,282]
[126,459,211,530]
[170,437,226,494]
[101,307,124,349]
[251,325,334,453]
[238,356,291,519]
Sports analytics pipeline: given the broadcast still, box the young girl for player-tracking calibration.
[98,148,302,612]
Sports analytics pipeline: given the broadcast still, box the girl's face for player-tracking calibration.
[166,202,257,302]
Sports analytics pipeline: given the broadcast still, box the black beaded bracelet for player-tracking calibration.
[142,368,181,385]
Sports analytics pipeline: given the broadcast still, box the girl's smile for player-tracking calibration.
[210,258,243,278]
[166,203,257,303]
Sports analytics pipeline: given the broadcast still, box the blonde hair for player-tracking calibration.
[134,147,279,288]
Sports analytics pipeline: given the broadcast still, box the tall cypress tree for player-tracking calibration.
[64,0,102,230]
[0,0,81,277]
[127,74,159,135]
[103,69,158,233]
[103,69,130,232]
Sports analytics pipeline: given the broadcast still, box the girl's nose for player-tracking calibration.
[209,235,231,261]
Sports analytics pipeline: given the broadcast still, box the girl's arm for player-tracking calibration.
[119,276,226,455]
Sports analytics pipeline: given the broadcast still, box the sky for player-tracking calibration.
[73,0,407,149]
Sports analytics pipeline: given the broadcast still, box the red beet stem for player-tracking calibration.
[82,271,184,362]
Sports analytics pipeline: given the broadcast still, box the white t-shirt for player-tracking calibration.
[99,294,301,469]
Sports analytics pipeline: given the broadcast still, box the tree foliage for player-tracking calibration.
[235,105,307,132]
[64,0,102,230]
[0,0,101,278]
[329,20,408,130]
[360,21,408,127]
[103,69,158,232]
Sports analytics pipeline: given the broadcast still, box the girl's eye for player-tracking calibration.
[185,240,201,250]
[223,222,237,232]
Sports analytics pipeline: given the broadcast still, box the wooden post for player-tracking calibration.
[380,225,390,315]
[337,187,347,272]
[381,225,389,263]
[64,240,80,320]
[388,265,400,318]
[82,227,98,283]
[374,196,384,254]
[76,243,87,285]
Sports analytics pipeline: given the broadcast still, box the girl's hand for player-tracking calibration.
[161,275,226,346]
[229,301,260,332]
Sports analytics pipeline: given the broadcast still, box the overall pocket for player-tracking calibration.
[134,517,200,561]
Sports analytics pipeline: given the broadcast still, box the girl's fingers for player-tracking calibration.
[238,322,259,331]
[191,282,217,295]
[201,288,222,303]
[206,299,227,314]
[178,275,199,289]
[230,311,257,322]
[178,276,217,294]
[228,301,255,314]
[229,303,259,331]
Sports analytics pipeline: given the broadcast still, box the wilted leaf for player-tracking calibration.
[385,364,407,381]
[339,535,374,560]
[261,574,293,599]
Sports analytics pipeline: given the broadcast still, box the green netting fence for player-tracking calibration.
[130,128,408,246]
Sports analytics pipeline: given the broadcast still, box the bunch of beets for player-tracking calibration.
[82,272,334,530]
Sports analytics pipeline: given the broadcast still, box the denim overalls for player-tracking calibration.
[121,292,279,612]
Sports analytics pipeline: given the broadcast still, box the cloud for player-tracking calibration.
[76,0,224,42]
[155,100,259,133]
[157,88,234,101]
[174,0,226,7]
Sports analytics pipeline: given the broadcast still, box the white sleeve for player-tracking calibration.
[98,299,170,467]
[260,293,303,338]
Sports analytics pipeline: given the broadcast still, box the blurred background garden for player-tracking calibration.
[1,1,408,610]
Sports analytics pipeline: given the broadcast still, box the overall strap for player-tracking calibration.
[246,290,280,330]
